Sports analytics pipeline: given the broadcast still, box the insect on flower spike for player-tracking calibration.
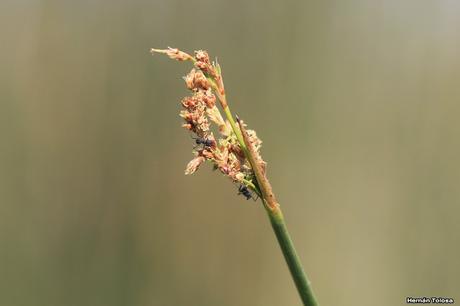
[152,47,320,306]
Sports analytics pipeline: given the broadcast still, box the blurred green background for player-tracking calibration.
[1,1,459,305]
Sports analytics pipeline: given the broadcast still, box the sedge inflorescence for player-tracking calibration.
[151,47,264,192]
[151,48,319,306]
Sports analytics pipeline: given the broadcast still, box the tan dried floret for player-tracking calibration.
[195,50,211,64]
[185,156,206,175]
[194,50,215,75]
[200,149,215,160]
[150,47,193,61]
[179,101,210,136]
[184,69,210,91]
[181,96,198,109]
[194,89,216,108]
[206,106,231,136]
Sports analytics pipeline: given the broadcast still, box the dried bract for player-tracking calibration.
[150,47,193,61]
[185,156,205,175]
[184,69,211,91]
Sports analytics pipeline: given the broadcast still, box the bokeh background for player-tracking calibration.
[1,1,459,305]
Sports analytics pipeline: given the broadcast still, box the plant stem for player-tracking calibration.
[205,72,249,156]
[267,203,319,306]
[238,119,319,306]
[206,58,319,305]
[152,48,319,304]
[223,105,248,153]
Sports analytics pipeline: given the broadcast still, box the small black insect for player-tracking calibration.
[195,137,214,147]
[238,184,257,201]
[191,136,215,149]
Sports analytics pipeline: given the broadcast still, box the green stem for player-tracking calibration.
[267,204,319,306]
[220,102,261,195]
[241,178,262,198]
[206,76,249,156]
[206,63,318,305]
[223,105,248,152]
[237,119,319,306]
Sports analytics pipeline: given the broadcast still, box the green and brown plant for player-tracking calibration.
[151,47,319,306]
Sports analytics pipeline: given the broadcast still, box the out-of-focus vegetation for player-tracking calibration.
[0,1,459,305]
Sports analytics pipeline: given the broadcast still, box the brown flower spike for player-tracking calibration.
[151,47,320,306]
[151,47,264,194]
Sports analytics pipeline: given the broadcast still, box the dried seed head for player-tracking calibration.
[247,129,263,152]
[185,156,206,175]
[150,47,193,61]
[206,106,231,136]
[199,148,215,160]
[203,89,216,108]
[152,47,262,192]
[182,123,193,131]
[195,50,211,64]
[194,50,216,75]
[184,70,196,90]
[184,69,210,91]
[179,98,210,136]
[181,96,197,109]
[194,89,216,108]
